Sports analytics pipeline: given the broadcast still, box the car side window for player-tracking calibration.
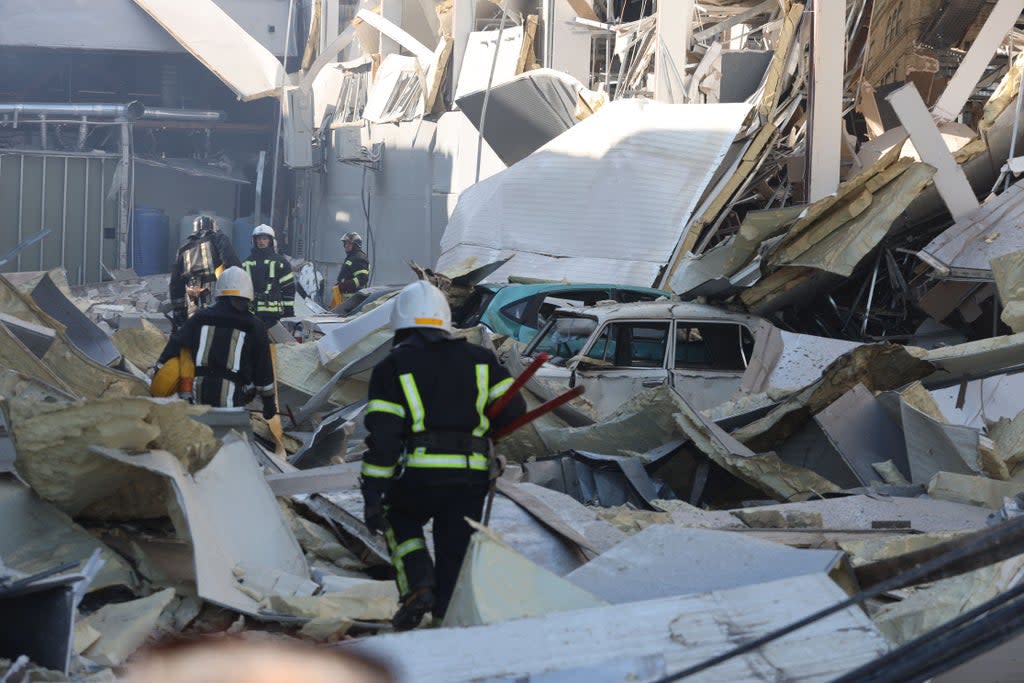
[585,322,669,368]
[536,290,611,328]
[675,322,755,371]
[499,297,532,325]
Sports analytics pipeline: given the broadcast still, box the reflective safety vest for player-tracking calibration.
[360,364,514,479]
[242,251,296,319]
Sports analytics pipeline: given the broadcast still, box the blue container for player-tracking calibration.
[132,207,170,276]
[233,217,255,258]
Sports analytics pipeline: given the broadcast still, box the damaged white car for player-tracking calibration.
[523,300,862,418]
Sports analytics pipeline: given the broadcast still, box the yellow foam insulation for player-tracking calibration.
[112,319,167,372]
[4,374,220,519]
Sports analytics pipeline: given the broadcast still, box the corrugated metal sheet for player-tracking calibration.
[437,100,752,286]
[347,573,890,683]
[918,181,1024,278]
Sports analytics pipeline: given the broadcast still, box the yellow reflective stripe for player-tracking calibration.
[385,528,409,595]
[488,377,514,402]
[269,261,276,278]
[367,399,406,419]
[392,538,425,561]
[353,269,370,277]
[361,462,395,478]
[399,373,425,433]
[473,364,490,438]
[405,453,489,471]
[280,272,294,282]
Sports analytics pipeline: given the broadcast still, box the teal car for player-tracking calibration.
[451,283,670,344]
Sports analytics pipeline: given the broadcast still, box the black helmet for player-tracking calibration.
[193,215,215,233]
[341,231,363,249]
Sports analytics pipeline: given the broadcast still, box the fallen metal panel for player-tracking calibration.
[901,400,982,484]
[0,312,55,359]
[443,526,605,628]
[131,0,287,102]
[453,25,525,101]
[728,494,992,533]
[266,463,360,497]
[0,569,82,674]
[0,475,134,591]
[918,182,1024,277]
[438,100,752,287]
[346,574,890,683]
[806,0,845,202]
[565,525,841,604]
[457,69,583,167]
[315,298,394,369]
[522,449,678,509]
[290,402,363,468]
[815,384,911,485]
[90,438,308,617]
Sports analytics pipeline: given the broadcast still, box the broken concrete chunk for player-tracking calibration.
[81,588,176,666]
[444,525,605,627]
[927,471,1024,509]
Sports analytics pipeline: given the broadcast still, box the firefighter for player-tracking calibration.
[332,231,370,306]
[169,215,241,327]
[156,267,276,420]
[359,280,526,630]
[242,224,296,328]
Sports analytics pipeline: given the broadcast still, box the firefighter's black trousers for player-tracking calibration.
[384,479,488,619]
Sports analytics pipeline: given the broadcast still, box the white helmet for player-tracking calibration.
[252,224,276,250]
[390,280,451,333]
[214,266,254,301]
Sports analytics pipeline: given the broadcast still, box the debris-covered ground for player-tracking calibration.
[7,0,1024,682]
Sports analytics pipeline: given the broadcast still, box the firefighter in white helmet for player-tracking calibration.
[359,280,526,631]
[156,266,276,418]
[242,224,295,328]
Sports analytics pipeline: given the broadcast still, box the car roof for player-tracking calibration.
[552,299,760,324]
[481,282,670,296]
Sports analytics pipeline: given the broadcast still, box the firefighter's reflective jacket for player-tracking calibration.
[360,331,526,486]
[243,246,295,326]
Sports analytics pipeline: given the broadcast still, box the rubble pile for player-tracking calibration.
[6,0,1024,681]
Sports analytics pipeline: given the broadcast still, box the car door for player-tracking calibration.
[670,320,755,411]
[571,320,671,418]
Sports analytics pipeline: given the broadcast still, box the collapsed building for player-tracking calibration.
[5,0,1024,681]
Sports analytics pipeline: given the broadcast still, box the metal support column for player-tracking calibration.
[118,123,130,271]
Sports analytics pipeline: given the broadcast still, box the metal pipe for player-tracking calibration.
[82,160,89,285]
[861,254,882,337]
[17,155,24,270]
[0,101,144,119]
[77,117,89,150]
[40,155,46,267]
[61,157,68,269]
[39,114,47,149]
[140,107,225,121]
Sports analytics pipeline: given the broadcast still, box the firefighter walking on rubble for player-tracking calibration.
[242,224,296,329]
[360,280,526,630]
[156,267,277,420]
[332,231,370,307]
[169,215,242,327]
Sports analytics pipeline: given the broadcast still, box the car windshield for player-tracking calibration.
[527,315,598,364]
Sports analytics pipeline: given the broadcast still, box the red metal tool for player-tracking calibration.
[487,352,549,419]
[493,385,586,441]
